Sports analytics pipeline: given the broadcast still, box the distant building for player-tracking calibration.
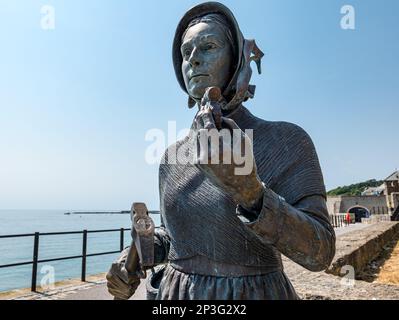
[361,184,385,196]
[327,170,399,221]
[385,171,399,195]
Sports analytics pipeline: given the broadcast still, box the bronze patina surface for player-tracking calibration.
[106,1,336,300]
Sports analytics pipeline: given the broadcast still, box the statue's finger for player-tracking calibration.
[112,272,132,289]
[107,281,127,298]
[105,273,113,282]
[201,105,216,130]
[109,262,122,276]
[210,104,222,130]
[107,286,129,300]
[194,110,205,130]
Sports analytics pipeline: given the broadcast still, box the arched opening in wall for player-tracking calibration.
[348,206,371,223]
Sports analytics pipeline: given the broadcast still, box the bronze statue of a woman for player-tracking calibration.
[107,1,336,300]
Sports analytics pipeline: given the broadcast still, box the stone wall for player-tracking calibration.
[326,222,399,276]
[327,195,389,215]
[326,196,341,215]
[284,222,399,300]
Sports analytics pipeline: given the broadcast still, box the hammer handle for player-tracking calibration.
[124,240,139,274]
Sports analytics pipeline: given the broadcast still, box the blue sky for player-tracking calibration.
[0,0,398,210]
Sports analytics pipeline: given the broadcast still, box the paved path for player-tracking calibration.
[334,223,370,236]
[63,280,146,300]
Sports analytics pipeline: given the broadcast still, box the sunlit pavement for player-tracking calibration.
[334,223,370,236]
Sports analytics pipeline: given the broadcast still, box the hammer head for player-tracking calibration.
[131,202,147,222]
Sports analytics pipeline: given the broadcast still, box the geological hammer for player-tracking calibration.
[114,202,155,300]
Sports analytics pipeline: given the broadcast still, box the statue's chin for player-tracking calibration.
[187,86,206,100]
[188,82,221,99]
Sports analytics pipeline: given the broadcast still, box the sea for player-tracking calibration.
[0,210,161,292]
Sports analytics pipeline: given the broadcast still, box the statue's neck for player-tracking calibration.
[223,103,244,117]
[226,104,257,130]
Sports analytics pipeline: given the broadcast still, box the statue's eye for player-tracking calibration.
[204,43,217,51]
[183,49,191,58]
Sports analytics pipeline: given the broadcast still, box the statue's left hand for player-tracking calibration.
[193,102,264,211]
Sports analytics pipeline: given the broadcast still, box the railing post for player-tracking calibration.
[81,230,87,282]
[31,232,40,292]
[120,228,124,252]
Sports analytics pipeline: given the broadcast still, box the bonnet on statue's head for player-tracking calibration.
[172,1,265,111]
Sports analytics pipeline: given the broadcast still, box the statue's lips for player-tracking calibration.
[189,74,209,81]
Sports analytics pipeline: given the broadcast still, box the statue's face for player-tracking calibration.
[181,22,233,100]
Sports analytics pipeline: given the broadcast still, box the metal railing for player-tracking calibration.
[0,228,134,292]
[329,214,347,228]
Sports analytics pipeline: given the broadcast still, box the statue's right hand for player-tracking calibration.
[106,247,141,300]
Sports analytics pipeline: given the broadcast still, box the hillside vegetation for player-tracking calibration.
[327,179,384,196]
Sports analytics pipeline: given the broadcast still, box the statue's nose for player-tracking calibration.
[188,48,201,67]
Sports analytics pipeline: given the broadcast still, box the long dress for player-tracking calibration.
[151,104,336,300]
